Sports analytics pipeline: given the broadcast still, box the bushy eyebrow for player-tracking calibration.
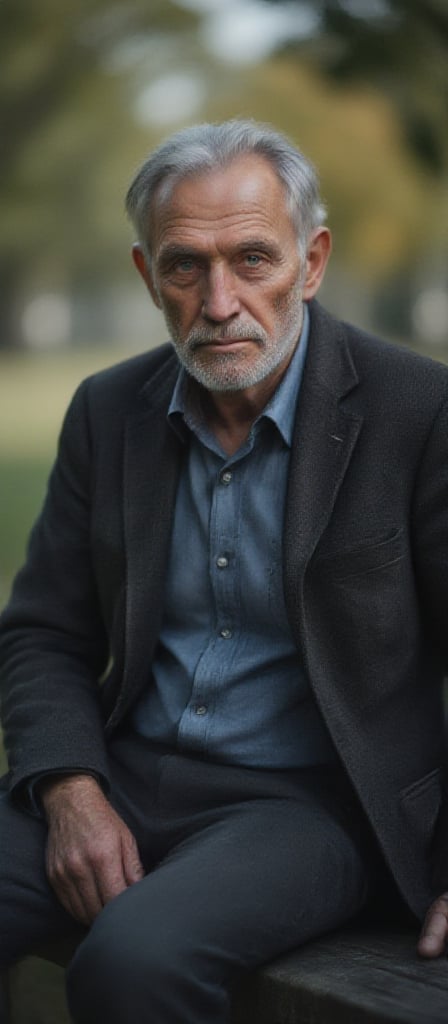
[236,239,281,257]
[157,238,282,269]
[157,244,198,269]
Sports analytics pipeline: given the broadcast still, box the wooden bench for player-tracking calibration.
[3,922,448,1024]
[233,923,448,1024]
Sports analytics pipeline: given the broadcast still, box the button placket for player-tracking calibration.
[183,453,238,748]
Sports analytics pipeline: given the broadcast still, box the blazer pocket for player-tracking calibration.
[400,768,442,854]
[318,527,405,581]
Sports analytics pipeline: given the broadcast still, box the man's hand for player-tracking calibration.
[418,894,448,958]
[39,774,144,926]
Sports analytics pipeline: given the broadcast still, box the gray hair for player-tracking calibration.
[125,119,326,261]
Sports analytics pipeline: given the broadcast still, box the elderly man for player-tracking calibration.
[1,119,448,1024]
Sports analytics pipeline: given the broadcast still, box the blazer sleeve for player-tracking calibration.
[412,394,448,669]
[0,379,110,803]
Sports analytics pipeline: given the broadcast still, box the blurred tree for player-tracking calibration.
[222,57,435,279]
[0,0,195,349]
[263,0,448,175]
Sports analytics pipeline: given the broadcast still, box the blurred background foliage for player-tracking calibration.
[1,0,447,354]
[1,3,447,1017]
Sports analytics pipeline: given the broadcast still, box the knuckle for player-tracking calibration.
[65,851,86,880]
[431,898,448,916]
[50,858,67,882]
[88,837,119,871]
[92,848,109,870]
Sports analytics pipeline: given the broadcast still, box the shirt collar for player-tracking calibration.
[168,301,310,449]
[260,301,309,447]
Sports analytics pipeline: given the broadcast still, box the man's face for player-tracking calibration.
[135,155,326,395]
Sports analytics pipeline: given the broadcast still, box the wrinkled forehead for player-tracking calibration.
[147,155,294,250]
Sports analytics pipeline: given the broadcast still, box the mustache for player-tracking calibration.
[186,323,267,349]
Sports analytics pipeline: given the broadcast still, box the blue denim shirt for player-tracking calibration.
[132,305,337,767]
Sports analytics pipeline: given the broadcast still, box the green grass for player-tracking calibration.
[10,960,70,1024]
[0,456,50,608]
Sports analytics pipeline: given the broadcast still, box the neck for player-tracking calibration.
[198,350,295,456]
[200,391,259,456]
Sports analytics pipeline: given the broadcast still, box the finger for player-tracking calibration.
[95,849,129,908]
[94,833,144,906]
[418,915,448,957]
[49,869,99,926]
[47,850,104,925]
[122,834,145,887]
[418,904,448,958]
[71,873,104,925]
[62,886,96,928]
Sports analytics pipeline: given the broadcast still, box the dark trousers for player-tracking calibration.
[0,732,376,1023]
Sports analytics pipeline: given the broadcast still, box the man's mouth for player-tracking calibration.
[193,337,256,351]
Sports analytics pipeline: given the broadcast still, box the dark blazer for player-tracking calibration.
[1,300,448,920]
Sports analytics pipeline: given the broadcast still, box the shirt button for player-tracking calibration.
[195,705,208,715]
[216,556,229,569]
[220,471,232,485]
[220,628,232,639]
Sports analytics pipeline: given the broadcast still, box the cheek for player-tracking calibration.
[273,291,297,316]
[160,292,196,331]
[267,286,301,323]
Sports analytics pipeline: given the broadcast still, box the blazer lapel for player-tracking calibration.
[284,302,363,625]
[113,353,183,723]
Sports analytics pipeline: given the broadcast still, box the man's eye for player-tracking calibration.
[244,254,263,267]
[175,259,195,273]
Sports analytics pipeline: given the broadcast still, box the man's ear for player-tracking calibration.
[132,243,162,309]
[302,228,332,300]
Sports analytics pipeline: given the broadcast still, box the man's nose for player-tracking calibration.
[201,265,240,322]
